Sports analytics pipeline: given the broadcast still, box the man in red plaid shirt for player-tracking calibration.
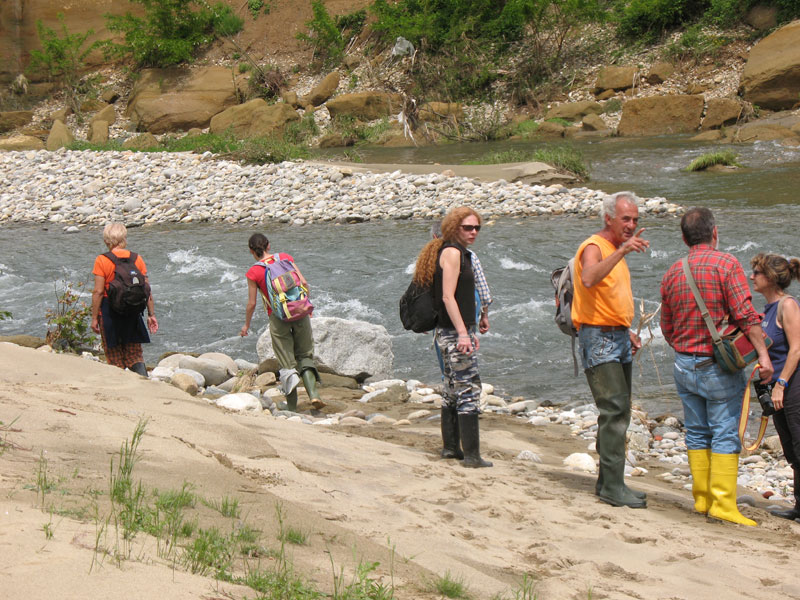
[661,207,772,527]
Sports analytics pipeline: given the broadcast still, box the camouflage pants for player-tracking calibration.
[435,327,482,415]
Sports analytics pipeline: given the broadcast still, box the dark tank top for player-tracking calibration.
[434,242,475,329]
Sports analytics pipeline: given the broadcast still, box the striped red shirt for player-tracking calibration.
[660,244,762,355]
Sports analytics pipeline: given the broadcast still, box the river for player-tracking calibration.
[1,135,799,418]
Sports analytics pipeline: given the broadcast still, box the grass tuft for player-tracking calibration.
[434,570,470,598]
[685,150,741,172]
[464,146,589,179]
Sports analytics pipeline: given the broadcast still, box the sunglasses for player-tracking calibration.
[460,225,481,232]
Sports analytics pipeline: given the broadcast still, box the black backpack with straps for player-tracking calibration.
[104,252,150,316]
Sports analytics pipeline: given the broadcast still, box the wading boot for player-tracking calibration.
[284,388,298,412]
[130,362,148,378]
[586,362,646,509]
[458,413,492,468]
[707,453,756,526]
[301,368,325,410]
[687,448,712,514]
[595,467,646,500]
[440,406,463,459]
[769,468,800,520]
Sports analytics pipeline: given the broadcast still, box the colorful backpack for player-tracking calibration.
[256,255,314,322]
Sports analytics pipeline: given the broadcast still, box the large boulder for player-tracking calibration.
[702,98,743,130]
[594,66,638,94]
[325,92,403,120]
[734,122,798,142]
[742,20,800,110]
[122,133,159,150]
[89,120,109,144]
[618,95,704,136]
[90,104,116,127]
[178,356,231,387]
[256,316,393,381]
[125,67,241,133]
[209,99,300,139]
[646,61,675,84]
[302,71,340,107]
[545,100,602,121]
[46,119,74,150]
[0,134,45,151]
[418,102,464,122]
[0,111,34,133]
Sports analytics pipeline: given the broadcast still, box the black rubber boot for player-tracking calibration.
[458,413,492,468]
[440,406,463,459]
[130,362,148,378]
[586,362,646,508]
[301,368,325,410]
[770,468,800,520]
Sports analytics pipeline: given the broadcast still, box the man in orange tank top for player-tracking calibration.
[571,192,649,509]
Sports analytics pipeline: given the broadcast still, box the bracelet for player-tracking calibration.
[776,378,788,387]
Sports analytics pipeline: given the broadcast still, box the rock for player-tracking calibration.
[745,5,778,30]
[581,113,607,131]
[122,133,159,150]
[185,128,203,137]
[516,450,542,463]
[594,66,638,93]
[257,316,393,380]
[742,20,800,110]
[158,353,188,369]
[89,120,109,144]
[319,372,359,389]
[80,99,106,113]
[325,92,404,120]
[359,389,387,403]
[173,368,205,388]
[281,90,301,108]
[90,104,116,126]
[537,121,565,136]
[618,95,704,136]
[0,135,44,151]
[303,71,340,107]
[235,358,258,371]
[171,372,199,395]
[178,356,230,386]
[407,409,431,421]
[646,61,674,84]
[380,384,410,404]
[255,372,277,387]
[508,400,535,414]
[0,334,47,348]
[685,82,708,95]
[0,111,34,133]
[198,352,238,376]
[735,122,797,142]
[149,366,174,382]
[368,414,396,425]
[545,100,603,121]
[763,435,783,453]
[595,89,616,101]
[702,98,743,130]
[368,378,406,389]
[101,89,121,104]
[563,452,596,472]
[126,67,242,133]
[528,416,551,426]
[209,99,300,139]
[418,102,464,122]
[317,133,354,148]
[216,392,262,412]
[46,120,74,151]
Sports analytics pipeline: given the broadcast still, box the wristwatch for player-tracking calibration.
[776,378,789,387]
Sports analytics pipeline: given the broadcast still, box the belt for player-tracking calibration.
[582,324,628,332]
[677,351,715,368]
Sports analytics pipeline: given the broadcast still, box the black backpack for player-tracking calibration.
[399,280,437,333]
[550,258,579,377]
[105,252,151,316]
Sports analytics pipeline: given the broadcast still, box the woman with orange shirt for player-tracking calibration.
[90,223,157,375]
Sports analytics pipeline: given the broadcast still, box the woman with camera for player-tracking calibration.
[751,253,800,521]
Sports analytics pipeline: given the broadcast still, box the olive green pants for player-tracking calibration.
[268,312,315,371]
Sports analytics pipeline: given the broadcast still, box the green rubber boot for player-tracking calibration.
[586,362,646,509]
[284,388,298,412]
[301,368,325,410]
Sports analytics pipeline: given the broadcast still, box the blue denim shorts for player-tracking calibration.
[578,325,632,370]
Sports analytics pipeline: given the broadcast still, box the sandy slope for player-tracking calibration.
[1,342,799,600]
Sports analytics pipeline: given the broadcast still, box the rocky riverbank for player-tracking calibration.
[0,150,681,226]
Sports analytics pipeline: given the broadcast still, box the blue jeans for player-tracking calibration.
[578,326,632,370]
[673,353,746,454]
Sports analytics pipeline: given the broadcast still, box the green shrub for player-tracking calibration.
[685,150,741,171]
[464,145,589,179]
[27,14,100,113]
[663,24,728,62]
[247,0,271,19]
[615,0,708,42]
[104,0,243,67]
[0,310,10,321]
[603,98,623,113]
[296,0,345,67]
[45,280,95,352]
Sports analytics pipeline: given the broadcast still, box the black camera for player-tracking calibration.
[753,382,776,417]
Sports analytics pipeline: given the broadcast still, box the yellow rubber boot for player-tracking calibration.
[687,448,712,514]
[708,453,756,527]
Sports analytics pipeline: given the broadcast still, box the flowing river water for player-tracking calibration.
[1,135,799,417]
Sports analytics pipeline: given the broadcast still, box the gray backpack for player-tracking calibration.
[550,258,579,377]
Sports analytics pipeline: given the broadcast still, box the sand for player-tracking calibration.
[1,342,799,600]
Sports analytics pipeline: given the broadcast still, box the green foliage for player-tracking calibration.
[545,116,573,126]
[238,62,251,73]
[663,24,728,62]
[248,0,272,19]
[434,570,469,599]
[297,0,345,67]
[685,150,741,171]
[336,9,367,37]
[464,145,589,179]
[45,280,95,352]
[331,115,392,143]
[182,526,235,577]
[0,417,20,457]
[705,0,752,26]
[603,98,623,113]
[246,64,287,100]
[28,14,100,113]
[203,495,241,518]
[0,310,10,321]
[615,0,708,42]
[104,0,243,67]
